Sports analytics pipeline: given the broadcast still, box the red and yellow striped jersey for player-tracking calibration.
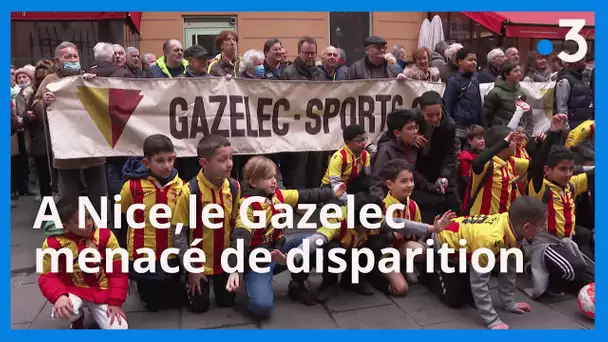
[470,156,529,216]
[565,120,594,149]
[317,206,379,248]
[172,171,241,276]
[382,192,422,247]
[118,175,184,261]
[322,145,370,185]
[438,212,518,267]
[382,192,422,222]
[237,189,299,248]
[38,229,127,306]
[514,141,530,161]
[528,174,588,238]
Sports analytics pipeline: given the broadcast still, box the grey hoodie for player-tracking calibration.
[521,230,589,299]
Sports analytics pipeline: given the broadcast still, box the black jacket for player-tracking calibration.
[280,58,324,81]
[86,61,135,78]
[414,108,458,186]
[476,65,499,84]
[346,57,399,80]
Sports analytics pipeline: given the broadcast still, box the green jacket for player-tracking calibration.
[483,77,534,137]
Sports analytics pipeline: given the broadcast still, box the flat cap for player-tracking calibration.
[184,45,210,59]
[364,36,387,47]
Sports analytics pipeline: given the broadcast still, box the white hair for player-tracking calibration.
[93,42,116,63]
[506,47,519,55]
[239,49,265,73]
[444,43,463,61]
[487,48,505,62]
[54,41,78,58]
[143,53,157,64]
[112,44,126,54]
[126,47,140,55]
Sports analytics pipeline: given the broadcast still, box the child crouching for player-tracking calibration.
[38,199,128,329]
[225,156,346,318]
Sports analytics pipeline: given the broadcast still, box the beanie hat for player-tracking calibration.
[14,66,34,82]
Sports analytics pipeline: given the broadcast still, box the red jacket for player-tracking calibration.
[38,228,128,306]
[458,150,477,179]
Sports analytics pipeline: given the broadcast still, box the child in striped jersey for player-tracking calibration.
[172,135,241,314]
[117,134,185,312]
[366,159,425,296]
[224,156,346,318]
[522,115,594,298]
[321,124,371,195]
[465,125,528,216]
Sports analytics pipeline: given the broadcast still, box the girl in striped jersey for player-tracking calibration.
[224,156,346,318]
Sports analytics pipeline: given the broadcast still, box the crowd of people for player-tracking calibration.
[9,30,595,330]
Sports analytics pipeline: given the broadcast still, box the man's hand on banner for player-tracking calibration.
[397,73,408,81]
[226,74,234,80]
[82,73,97,80]
[43,92,56,106]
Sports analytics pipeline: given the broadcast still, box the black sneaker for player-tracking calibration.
[288,280,316,306]
[316,281,337,303]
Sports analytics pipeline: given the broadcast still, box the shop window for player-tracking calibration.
[182,16,237,56]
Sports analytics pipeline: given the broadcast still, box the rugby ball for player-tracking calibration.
[577,282,595,319]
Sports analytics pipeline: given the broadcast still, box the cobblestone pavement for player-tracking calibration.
[11,196,594,330]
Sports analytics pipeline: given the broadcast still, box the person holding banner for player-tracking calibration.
[32,41,108,217]
[347,36,399,80]
[208,31,241,77]
[280,36,325,190]
[146,39,188,78]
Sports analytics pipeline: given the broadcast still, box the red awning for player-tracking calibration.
[462,12,594,39]
[10,12,141,33]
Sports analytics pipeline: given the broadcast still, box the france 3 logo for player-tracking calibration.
[543,19,590,63]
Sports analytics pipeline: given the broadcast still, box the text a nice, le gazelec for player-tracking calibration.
[33,194,419,231]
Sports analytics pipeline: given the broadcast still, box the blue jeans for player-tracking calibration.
[244,232,312,318]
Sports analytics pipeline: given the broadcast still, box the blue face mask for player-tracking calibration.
[63,61,81,71]
[255,65,265,78]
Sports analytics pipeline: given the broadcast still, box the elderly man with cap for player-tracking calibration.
[347,36,400,80]
[183,45,212,78]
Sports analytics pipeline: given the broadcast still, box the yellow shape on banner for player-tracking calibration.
[540,87,555,118]
[76,86,112,146]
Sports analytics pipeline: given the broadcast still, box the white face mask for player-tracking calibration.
[18,82,30,89]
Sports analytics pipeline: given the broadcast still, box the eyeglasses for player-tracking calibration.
[300,51,316,56]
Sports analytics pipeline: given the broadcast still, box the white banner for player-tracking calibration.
[46,76,555,159]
